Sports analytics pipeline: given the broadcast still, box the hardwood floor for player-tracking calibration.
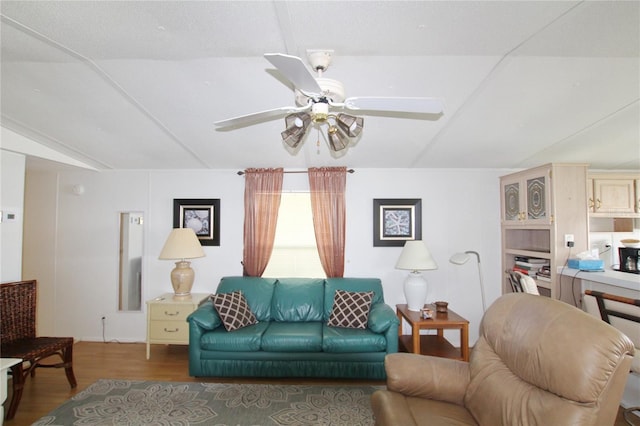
[3,341,637,425]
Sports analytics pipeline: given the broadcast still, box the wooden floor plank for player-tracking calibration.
[3,341,636,425]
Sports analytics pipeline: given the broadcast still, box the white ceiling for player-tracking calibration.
[1,1,638,171]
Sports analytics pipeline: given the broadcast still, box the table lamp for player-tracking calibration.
[395,240,438,311]
[159,228,205,296]
[449,250,486,312]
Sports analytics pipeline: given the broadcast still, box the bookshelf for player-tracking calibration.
[500,164,589,303]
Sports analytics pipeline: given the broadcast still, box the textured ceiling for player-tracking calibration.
[1,1,638,171]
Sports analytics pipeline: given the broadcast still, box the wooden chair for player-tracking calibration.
[0,280,77,420]
[583,289,640,425]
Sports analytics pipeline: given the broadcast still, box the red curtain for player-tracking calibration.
[308,167,347,278]
[242,168,283,277]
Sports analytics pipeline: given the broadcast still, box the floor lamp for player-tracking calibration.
[449,250,486,312]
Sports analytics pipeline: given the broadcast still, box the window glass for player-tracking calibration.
[263,192,325,278]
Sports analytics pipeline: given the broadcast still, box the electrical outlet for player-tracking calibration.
[564,234,574,247]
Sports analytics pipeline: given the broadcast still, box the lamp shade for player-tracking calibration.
[395,240,438,271]
[336,113,364,137]
[449,250,486,312]
[327,126,349,151]
[159,228,205,260]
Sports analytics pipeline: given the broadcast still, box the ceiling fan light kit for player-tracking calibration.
[214,49,444,154]
[327,125,349,151]
[336,113,364,138]
[281,112,312,148]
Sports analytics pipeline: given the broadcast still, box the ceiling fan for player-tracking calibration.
[214,50,444,152]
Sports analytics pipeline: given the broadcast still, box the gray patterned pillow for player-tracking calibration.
[327,290,374,329]
[211,291,257,331]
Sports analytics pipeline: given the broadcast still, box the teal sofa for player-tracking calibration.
[187,276,399,379]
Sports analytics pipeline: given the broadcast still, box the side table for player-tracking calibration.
[1,358,22,424]
[396,303,469,361]
[146,292,209,360]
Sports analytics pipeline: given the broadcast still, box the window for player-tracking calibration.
[262,192,325,278]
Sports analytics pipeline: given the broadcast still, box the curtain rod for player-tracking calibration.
[237,169,355,176]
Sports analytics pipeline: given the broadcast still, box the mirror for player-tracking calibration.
[119,212,143,311]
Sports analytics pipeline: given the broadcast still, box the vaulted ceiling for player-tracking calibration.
[1,1,638,171]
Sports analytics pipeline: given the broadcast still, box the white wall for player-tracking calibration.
[22,167,504,345]
[0,150,25,282]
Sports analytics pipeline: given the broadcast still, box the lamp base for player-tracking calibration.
[170,260,194,296]
[404,271,428,311]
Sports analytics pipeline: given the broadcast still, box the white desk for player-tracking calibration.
[559,267,639,409]
[1,358,22,424]
[558,267,639,298]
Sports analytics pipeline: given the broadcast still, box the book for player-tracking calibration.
[535,274,551,282]
[515,261,548,270]
[514,256,549,265]
[512,266,530,275]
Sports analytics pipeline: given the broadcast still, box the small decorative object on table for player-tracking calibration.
[421,308,433,319]
[435,301,448,313]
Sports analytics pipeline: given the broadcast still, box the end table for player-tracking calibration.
[146,293,209,359]
[396,303,469,361]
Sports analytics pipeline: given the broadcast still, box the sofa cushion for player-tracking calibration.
[327,290,373,329]
[271,278,324,322]
[324,278,384,321]
[211,291,257,331]
[200,322,269,352]
[322,325,388,353]
[216,276,276,321]
[261,322,323,352]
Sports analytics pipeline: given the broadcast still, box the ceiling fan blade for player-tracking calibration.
[264,53,322,95]
[343,97,444,114]
[214,105,310,129]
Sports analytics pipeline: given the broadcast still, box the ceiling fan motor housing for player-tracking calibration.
[295,78,346,107]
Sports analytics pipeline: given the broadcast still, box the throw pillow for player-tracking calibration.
[211,291,257,331]
[327,290,374,329]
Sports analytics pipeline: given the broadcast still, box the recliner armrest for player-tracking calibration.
[385,353,470,405]
[186,300,222,330]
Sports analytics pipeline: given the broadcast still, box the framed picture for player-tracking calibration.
[373,198,422,247]
[173,199,220,246]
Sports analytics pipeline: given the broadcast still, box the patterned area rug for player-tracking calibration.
[33,379,383,425]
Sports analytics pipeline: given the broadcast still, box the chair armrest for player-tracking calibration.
[186,300,222,330]
[368,303,399,333]
[385,353,470,405]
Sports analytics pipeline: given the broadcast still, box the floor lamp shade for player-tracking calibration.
[396,241,438,311]
[159,228,205,296]
[449,250,486,312]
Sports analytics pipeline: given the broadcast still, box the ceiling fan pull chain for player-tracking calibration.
[317,129,321,155]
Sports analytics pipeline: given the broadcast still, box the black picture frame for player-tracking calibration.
[373,198,422,247]
[173,199,220,246]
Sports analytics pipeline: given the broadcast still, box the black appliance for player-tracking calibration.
[618,247,640,273]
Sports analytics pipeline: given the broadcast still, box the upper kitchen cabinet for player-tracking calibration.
[588,173,640,218]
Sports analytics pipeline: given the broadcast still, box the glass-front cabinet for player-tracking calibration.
[500,163,589,304]
[501,169,551,225]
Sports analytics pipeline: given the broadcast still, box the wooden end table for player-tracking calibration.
[396,303,470,361]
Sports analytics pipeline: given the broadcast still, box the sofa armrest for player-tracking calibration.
[368,303,399,334]
[186,299,222,331]
[385,353,470,405]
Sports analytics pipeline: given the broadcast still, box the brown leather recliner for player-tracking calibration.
[371,293,635,426]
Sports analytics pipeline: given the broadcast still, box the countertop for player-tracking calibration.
[558,267,640,291]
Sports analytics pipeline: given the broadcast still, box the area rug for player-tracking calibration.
[33,379,384,425]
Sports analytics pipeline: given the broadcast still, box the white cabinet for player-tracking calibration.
[501,168,552,225]
[588,173,640,217]
[501,164,589,302]
[146,292,209,359]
